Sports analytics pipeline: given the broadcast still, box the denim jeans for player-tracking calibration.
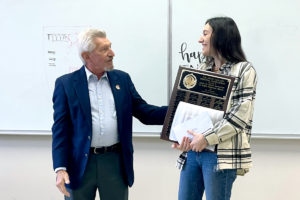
[178,151,237,200]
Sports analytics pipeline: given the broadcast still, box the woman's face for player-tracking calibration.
[198,23,216,57]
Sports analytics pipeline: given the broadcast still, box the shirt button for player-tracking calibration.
[88,136,91,140]
[85,154,88,157]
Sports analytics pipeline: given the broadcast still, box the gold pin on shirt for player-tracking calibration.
[116,84,120,90]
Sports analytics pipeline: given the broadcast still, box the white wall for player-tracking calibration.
[0,135,299,200]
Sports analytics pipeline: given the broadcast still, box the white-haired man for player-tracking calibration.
[52,29,167,200]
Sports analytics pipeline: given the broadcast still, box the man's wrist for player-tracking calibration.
[55,167,67,173]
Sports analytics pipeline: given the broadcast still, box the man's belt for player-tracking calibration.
[90,143,121,154]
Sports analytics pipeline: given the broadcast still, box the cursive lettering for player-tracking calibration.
[178,42,201,68]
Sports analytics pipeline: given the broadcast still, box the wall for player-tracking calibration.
[0,135,299,200]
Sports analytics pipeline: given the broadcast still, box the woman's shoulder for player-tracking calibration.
[234,61,255,68]
[232,61,257,80]
[232,61,256,73]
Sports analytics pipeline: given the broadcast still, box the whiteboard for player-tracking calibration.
[0,0,168,133]
[172,0,300,135]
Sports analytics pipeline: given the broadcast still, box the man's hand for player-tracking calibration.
[56,170,70,197]
[171,136,192,152]
[188,130,208,152]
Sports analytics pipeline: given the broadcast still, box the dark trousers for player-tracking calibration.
[65,151,128,200]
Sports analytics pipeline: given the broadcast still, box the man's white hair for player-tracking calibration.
[77,28,106,64]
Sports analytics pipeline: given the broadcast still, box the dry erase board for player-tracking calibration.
[0,0,168,134]
[2,0,300,138]
[171,0,300,137]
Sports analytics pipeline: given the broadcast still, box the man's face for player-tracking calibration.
[84,37,115,74]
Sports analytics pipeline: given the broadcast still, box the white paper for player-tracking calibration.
[169,102,224,151]
[173,112,212,144]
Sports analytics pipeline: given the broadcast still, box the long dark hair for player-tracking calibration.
[206,17,247,63]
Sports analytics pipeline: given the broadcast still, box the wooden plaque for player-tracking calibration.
[161,66,235,142]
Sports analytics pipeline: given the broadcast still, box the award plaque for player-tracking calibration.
[160,66,235,142]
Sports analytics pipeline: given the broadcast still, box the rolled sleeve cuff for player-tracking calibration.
[204,130,219,145]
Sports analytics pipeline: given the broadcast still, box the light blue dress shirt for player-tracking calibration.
[54,67,119,173]
[85,67,119,147]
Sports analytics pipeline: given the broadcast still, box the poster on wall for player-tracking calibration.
[43,26,89,95]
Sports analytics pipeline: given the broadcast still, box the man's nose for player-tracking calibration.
[108,49,115,57]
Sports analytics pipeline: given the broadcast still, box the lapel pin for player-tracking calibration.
[116,84,120,90]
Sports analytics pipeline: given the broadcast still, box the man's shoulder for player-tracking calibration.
[56,67,84,82]
[108,69,130,78]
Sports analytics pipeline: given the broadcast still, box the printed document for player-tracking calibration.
[169,102,224,151]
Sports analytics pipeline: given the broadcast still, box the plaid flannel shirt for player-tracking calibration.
[176,59,257,175]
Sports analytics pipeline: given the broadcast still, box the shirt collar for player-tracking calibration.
[203,56,234,72]
[84,66,108,81]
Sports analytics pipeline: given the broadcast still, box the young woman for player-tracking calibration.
[172,17,258,200]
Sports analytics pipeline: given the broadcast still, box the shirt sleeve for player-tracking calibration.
[204,63,258,145]
[54,167,67,173]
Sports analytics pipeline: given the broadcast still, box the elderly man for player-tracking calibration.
[52,28,167,200]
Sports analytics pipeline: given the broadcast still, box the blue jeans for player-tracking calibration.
[178,151,237,200]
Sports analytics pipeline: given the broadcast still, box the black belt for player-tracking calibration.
[90,143,121,154]
[202,149,215,153]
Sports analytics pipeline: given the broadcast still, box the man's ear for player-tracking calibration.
[81,52,89,62]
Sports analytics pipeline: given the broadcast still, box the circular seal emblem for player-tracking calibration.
[183,73,197,89]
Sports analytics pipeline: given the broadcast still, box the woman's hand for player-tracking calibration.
[188,130,208,152]
[171,136,192,152]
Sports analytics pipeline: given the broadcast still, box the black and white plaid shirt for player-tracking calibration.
[176,59,257,175]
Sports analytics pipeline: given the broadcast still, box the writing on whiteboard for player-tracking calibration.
[178,42,202,69]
